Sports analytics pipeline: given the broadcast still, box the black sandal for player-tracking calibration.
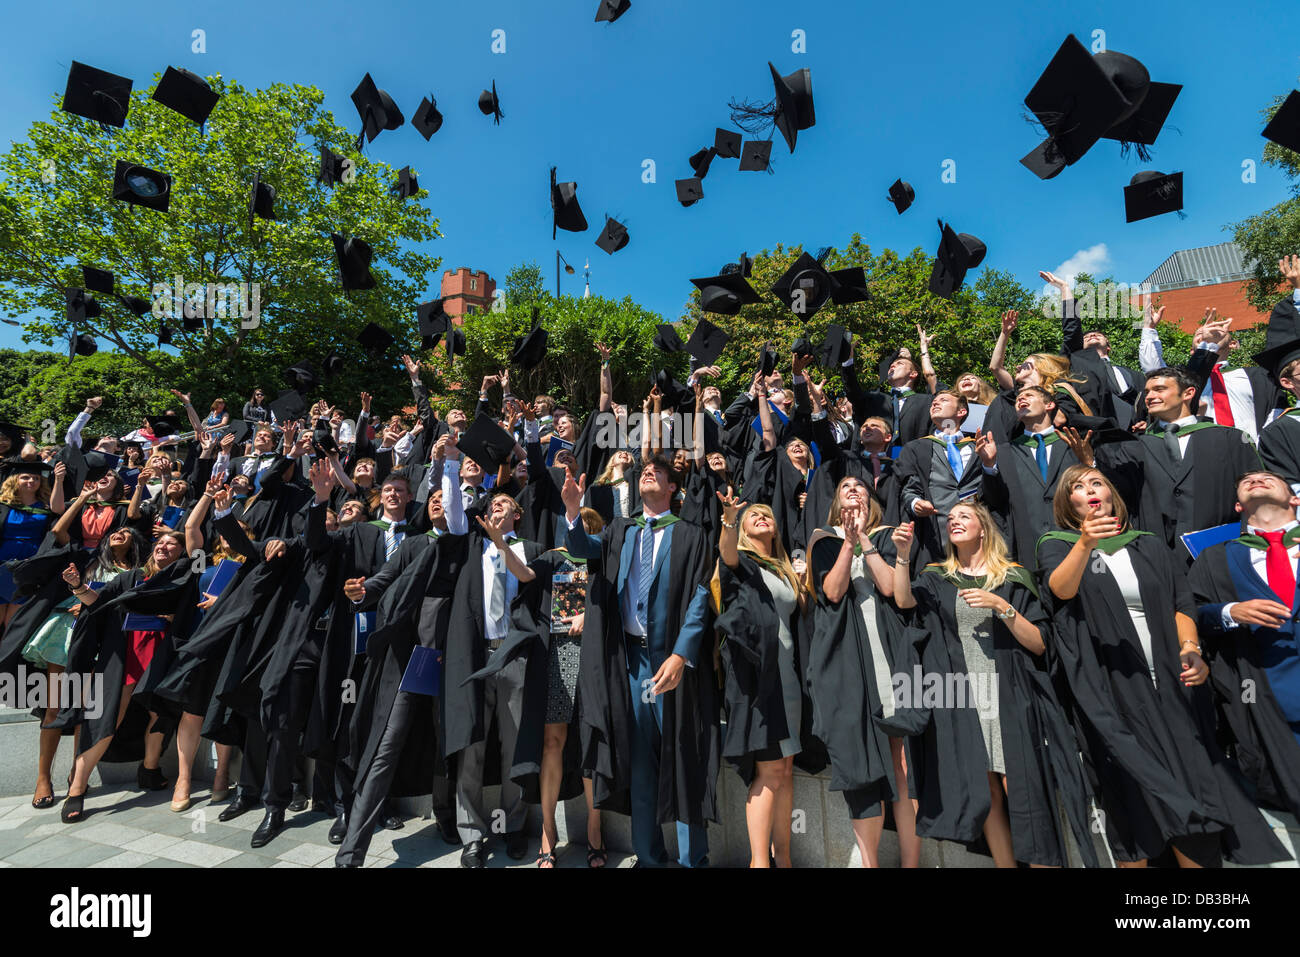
[61,791,87,824]
[32,789,55,810]
[587,845,608,868]
[536,850,558,868]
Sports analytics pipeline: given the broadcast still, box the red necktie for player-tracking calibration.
[1260,530,1295,607]
[1209,364,1235,427]
[870,452,882,486]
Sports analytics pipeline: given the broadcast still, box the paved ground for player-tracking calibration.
[0,784,633,869]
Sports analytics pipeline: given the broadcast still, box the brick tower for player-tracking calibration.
[439,267,496,321]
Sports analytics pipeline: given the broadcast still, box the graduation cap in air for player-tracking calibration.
[82,449,119,483]
[675,177,704,207]
[594,0,631,22]
[653,323,685,354]
[730,63,813,154]
[268,390,307,425]
[770,252,842,318]
[723,252,753,278]
[1021,34,1181,179]
[654,369,693,410]
[1262,90,1300,154]
[322,350,345,379]
[690,268,761,316]
[66,287,102,324]
[816,324,853,367]
[550,167,588,239]
[332,233,376,291]
[82,267,114,295]
[356,323,394,358]
[351,73,404,148]
[459,412,516,473]
[112,161,171,212]
[928,220,986,299]
[689,147,717,179]
[738,139,771,172]
[714,128,742,159]
[248,174,276,231]
[412,96,444,140]
[511,317,549,370]
[391,167,419,199]
[61,61,132,127]
[830,266,869,305]
[685,317,729,367]
[156,323,173,346]
[319,147,348,187]
[0,458,53,483]
[887,179,914,214]
[152,67,220,127]
[758,343,777,377]
[117,293,152,316]
[147,415,180,438]
[417,299,464,358]
[595,216,629,254]
[478,82,503,124]
[1253,337,1300,386]
[1124,170,1183,223]
[69,331,97,360]
[284,359,319,391]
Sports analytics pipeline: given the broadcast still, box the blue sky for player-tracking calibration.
[1,0,1297,351]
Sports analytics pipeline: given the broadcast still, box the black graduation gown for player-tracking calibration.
[575,515,720,823]
[714,552,827,786]
[895,435,1009,565]
[1259,410,1300,486]
[1186,349,1278,439]
[806,526,925,807]
[741,446,811,554]
[908,564,1097,866]
[1037,532,1289,864]
[0,541,93,679]
[1187,540,1300,819]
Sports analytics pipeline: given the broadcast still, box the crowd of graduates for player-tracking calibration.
[4,258,1300,868]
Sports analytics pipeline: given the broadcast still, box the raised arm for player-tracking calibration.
[185,475,220,556]
[1039,271,1079,355]
[890,522,916,609]
[916,325,939,393]
[755,374,777,452]
[52,484,93,545]
[988,309,1018,391]
[597,342,614,413]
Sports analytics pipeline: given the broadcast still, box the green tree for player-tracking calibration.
[1232,85,1300,313]
[503,261,545,308]
[0,71,441,407]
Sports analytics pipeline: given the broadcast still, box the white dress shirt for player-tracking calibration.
[1196,345,1257,443]
[568,504,669,637]
[482,532,525,641]
[1155,414,1199,457]
[1220,519,1300,628]
[1020,425,1058,466]
[1138,327,1165,374]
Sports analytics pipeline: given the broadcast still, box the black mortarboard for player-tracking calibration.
[459,413,516,472]
[594,0,631,22]
[62,61,132,127]
[152,67,220,127]
[769,62,815,153]
[66,287,102,324]
[82,267,114,294]
[311,428,339,456]
[112,161,171,212]
[118,294,152,316]
[417,298,451,345]
[654,369,692,410]
[147,415,180,438]
[351,73,404,145]
[1104,80,1182,148]
[594,217,629,254]
[685,317,729,366]
[653,324,685,354]
[689,147,716,179]
[357,322,394,357]
[758,344,777,377]
[284,360,318,391]
[412,96,444,140]
[714,128,742,159]
[1123,170,1183,222]
[551,167,588,239]
[82,450,118,483]
[690,271,761,315]
[1263,90,1300,155]
[69,332,97,360]
[738,139,771,172]
[478,82,503,124]
[1019,139,1068,180]
[928,221,986,299]
[391,167,419,199]
[248,173,276,230]
[722,252,753,278]
[887,179,914,214]
[792,336,815,358]
[446,326,466,361]
[0,458,53,482]
[829,266,869,305]
[675,177,703,206]
[0,424,27,453]
[1254,337,1300,384]
[268,390,307,425]
[816,324,853,367]
[771,252,837,318]
[157,323,172,346]
[323,350,345,378]
[332,233,376,291]
[224,420,253,447]
[319,147,348,187]
[511,324,549,370]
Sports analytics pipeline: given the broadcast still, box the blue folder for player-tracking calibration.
[161,505,185,528]
[544,437,574,468]
[353,610,376,655]
[1180,522,1241,560]
[205,559,239,599]
[122,613,169,631]
[399,646,443,696]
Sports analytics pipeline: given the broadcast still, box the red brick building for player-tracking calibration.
[1138,242,1269,333]
[439,267,496,320]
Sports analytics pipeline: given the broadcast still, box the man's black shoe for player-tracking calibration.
[328,813,348,845]
[461,839,486,868]
[505,830,528,860]
[435,816,461,846]
[287,786,309,812]
[217,793,260,823]
[250,808,286,848]
[379,812,404,831]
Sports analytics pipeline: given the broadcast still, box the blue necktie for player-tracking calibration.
[636,522,654,632]
[943,434,963,480]
[1033,434,1048,481]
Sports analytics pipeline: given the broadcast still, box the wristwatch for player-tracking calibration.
[995,605,1017,621]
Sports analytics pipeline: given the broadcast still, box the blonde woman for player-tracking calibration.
[955,373,1000,406]
[805,475,923,867]
[714,492,814,867]
[989,309,1093,419]
[893,501,1095,867]
[0,461,66,627]
[586,449,638,522]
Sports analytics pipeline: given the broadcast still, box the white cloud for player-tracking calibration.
[1052,243,1111,286]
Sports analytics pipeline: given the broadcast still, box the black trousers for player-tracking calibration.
[262,658,318,809]
[236,723,267,801]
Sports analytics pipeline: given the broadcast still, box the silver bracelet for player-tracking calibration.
[895,557,911,565]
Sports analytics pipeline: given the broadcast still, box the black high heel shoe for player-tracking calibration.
[61,792,87,824]
[137,763,169,791]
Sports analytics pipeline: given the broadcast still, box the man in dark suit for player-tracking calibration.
[560,456,716,867]
[842,348,932,451]
[895,391,1004,564]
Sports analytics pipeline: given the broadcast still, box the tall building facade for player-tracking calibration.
[439,267,496,321]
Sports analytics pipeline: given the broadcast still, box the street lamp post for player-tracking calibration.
[556,250,575,298]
